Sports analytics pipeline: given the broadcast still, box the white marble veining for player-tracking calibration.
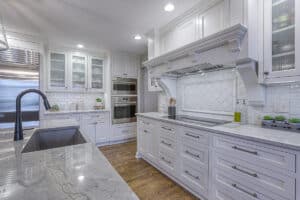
[137,112,300,151]
[0,124,138,200]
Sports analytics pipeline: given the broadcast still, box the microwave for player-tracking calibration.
[112,78,137,95]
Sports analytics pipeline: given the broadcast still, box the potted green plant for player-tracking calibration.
[95,97,104,109]
[288,118,300,130]
[262,115,275,127]
[274,115,287,128]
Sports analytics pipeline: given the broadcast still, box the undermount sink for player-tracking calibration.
[22,127,87,153]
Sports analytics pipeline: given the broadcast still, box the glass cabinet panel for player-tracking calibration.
[272,0,295,72]
[72,55,86,89]
[50,53,66,88]
[91,58,104,89]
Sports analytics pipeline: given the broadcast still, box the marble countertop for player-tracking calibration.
[136,112,300,151]
[0,121,138,200]
[44,109,110,115]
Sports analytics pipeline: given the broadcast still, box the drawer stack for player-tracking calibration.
[179,127,210,198]
[158,122,177,175]
[212,135,296,200]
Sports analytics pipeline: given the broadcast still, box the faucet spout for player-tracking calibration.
[14,89,51,141]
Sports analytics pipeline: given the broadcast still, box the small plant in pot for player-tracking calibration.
[262,115,275,126]
[95,98,104,109]
[274,115,287,128]
[288,118,300,130]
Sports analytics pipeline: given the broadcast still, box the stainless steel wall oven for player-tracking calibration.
[112,96,137,124]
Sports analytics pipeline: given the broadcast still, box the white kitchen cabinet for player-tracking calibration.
[47,50,106,92]
[111,122,137,142]
[48,51,68,90]
[71,53,88,90]
[263,0,300,82]
[202,1,225,37]
[111,53,139,78]
[88,57,105,91]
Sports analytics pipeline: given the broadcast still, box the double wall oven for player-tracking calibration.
[112,78,137,124]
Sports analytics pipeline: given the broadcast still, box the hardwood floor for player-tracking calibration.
[99,141,199,200]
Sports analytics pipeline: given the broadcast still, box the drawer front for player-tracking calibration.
[213,136,296,173]
[181,127,209,147]
[213,152,295,200]
[160,122,176,139]
[160,136,176,151]
[159,148,176,174]
[182,145,208,167]
[213,168,289,200]
[138,118,155,129]
[180,157,209,197]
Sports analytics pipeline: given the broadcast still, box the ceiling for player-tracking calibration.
[0,0,202,55]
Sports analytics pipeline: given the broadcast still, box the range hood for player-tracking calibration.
[143,24,265,106]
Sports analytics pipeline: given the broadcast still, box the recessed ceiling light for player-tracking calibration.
[78,175,85,181]
[77,44,84,48]
[134,34,142,40]
[164,3,175,12]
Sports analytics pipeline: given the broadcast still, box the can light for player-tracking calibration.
[164,3,175,12]
[77,44,84,49]
[134,34,142,40]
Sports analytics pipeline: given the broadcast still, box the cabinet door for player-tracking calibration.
[89,57,104,91]
[81,118,96,143]
[126,56,138,78]
[49,52,68,90]
[264,0,300,79]
[111,54,125,77]
[71,54,87,90]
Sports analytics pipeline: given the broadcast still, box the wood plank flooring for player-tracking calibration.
[99,141,199,200]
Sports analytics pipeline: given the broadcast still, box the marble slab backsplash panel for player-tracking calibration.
[46,92,104,111]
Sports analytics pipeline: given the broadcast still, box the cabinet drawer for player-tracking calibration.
[160,136,176,151]
[180,157,208,197]
[182,145,208,168]
[213,168,289,200]
[181,127,209,147]
[213,136,296,173]
[159,148,176,174]
[213,153,295,200]
[138,118,155,129]
[159,123,176,139]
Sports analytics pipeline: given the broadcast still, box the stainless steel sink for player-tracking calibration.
[22,127,87,153]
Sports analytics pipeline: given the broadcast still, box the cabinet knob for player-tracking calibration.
[264,71,269,76]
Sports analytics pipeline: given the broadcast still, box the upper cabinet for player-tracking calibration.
[263,0,300,82]
[49,52,68,90]
[71,54,87,90]
[47,50,105,92]
[111,53,139,78]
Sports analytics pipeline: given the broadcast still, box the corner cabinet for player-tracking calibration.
[263,0,300,83]
[47,50,105,92]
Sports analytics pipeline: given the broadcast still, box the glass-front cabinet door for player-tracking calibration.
[264,0,300,80]
[71,54,87,89]
[89,58,104,91]
[49,52,67,89]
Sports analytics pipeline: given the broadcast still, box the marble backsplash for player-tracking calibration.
[158,69,300,125]
[45,92,105,111]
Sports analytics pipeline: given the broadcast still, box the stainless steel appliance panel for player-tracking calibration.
[112,96,137,124]
[112,77,137,95]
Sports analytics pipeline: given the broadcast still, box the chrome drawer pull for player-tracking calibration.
[232,146,258,155]
[144,130,148,133]
[232,166,258,178]
[161,156,171,164]
[184,170,199,180]
[185,150,200,158]
[161,140,172,147]
[232,184,258,198]
[185,133,200,139]
[161,126,173,131]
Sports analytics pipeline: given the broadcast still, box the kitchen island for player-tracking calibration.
[0,121,138,200]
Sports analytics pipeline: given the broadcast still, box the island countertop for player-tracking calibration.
[0,123,138,200]
[136,112,300,151]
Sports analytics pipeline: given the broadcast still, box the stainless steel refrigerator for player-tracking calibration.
[0,48,40,129]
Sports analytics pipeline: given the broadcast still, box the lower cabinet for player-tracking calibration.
[137,116,300,200]
[111,122,137,142]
